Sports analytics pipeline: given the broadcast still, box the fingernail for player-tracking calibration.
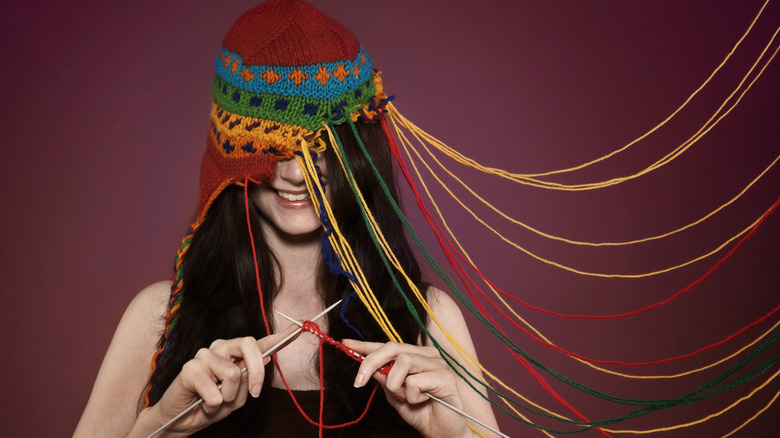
[251,384,262,398]
[354,371,366,388]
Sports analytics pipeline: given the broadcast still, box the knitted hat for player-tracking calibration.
[198,0,388,222]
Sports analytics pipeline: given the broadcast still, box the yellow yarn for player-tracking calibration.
[386,25,778,191]
[721,385,780,437]
[401,122,780,247]
[602,367,780,434]
[290,117,780,436]
[510,0,772,179]
[296,140,402,342]
[390,112,775,278]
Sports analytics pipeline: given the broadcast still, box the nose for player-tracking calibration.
[275,158,305,185]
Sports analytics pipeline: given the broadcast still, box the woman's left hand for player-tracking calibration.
[344,339,471,438]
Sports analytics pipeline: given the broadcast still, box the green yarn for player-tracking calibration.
[212,76,376,130]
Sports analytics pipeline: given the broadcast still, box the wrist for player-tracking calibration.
[126,406,188,438]
[421,423,475,438]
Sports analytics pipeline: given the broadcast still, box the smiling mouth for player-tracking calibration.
[276,190,311,201]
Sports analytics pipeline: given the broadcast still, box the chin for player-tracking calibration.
[258,212,323,240]
[279,220,323,237]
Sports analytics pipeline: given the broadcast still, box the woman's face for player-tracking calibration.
[251,155,329,239]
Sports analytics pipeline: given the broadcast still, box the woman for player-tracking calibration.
[75,0,498,436]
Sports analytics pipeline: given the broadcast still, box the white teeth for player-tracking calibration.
[276,190,310,201]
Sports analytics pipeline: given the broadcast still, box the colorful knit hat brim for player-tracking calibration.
[196,0,388,220]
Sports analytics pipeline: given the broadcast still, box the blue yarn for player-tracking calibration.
[367,94,395,113]
[340,290,365,340]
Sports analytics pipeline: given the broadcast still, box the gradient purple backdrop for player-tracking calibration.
[1,1,778,436]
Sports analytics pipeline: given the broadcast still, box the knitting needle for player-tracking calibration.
[275,310,509,438]
[146,300,342,438]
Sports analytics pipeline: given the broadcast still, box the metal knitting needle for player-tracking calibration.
[275,310,509,438]
[147,300,342,438]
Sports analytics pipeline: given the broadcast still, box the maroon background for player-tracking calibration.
[1,1,778,436]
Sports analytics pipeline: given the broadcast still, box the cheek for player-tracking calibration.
[249,184,274,213]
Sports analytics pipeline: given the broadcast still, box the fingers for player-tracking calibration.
[345,339,439,389]
[209,324,299,398]
[209,336,264,398]
[340,341,471,437]
[343,338,384,356]
[151,325,302,435]
[182,324,300,408]
[345,340,462,406]
[178,357,224,411]
[181,348,244,414]
[385,351,456,404]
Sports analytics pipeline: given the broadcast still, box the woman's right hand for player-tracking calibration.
[129,325,298,437]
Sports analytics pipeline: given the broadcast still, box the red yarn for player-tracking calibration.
[301,321,393,374]
[272,354,381,430]
[268,320,395,432]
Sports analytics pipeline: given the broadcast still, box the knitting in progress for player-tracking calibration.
[146,0,779,435]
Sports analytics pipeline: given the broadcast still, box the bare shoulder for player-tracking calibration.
[132,280,172,315]
[423,285,471,345]
[111,280,171,349]
[127,281,172,332]
[74,281,172,437]
[425,286,470,337]
[426,286,463,318]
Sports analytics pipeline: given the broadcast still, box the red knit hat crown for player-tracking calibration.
[223,0,361,67]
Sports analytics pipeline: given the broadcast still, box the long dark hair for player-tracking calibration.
[146,120,429,435]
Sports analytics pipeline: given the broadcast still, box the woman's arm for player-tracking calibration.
[74,281,171,436]
[74,281,298,437]
[125,326,297,437]
[425,287,500,436]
